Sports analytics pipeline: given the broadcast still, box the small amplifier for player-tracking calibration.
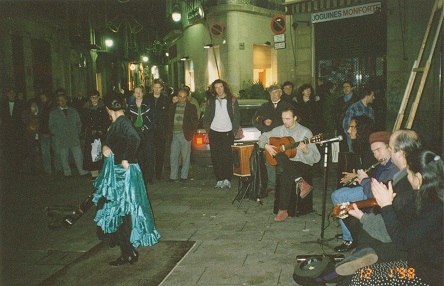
[232,144,254,176]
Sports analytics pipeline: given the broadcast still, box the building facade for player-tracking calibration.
[165,0,442,152]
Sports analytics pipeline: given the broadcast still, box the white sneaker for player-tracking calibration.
[215,180,224,188]
[223,179,231,188]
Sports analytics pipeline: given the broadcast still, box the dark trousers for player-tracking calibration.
[96,199,134,258]
[275,153,312,211]
[343,215,408,263]
[137,130,155,183]
[153,128,166,179]
[209,129,234,181]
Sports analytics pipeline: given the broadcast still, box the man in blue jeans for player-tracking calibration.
[331,131,398,252]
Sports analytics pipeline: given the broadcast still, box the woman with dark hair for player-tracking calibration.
[81,90,110,180]
[295,83,322,135]
[342,149,443,285]
[349,115,375,168]
[93,91,160,266]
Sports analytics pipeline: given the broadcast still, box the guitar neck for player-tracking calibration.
[282,138,309,151]
[333,198,379,219]
[352,198,378,210]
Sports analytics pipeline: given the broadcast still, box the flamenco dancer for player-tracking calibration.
[93,91,160,266]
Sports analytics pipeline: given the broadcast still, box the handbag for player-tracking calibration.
[91,138,102,162]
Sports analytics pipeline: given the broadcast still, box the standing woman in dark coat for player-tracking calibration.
[295,83,323,135]
[93,91,160,266]
[81,90,110,180]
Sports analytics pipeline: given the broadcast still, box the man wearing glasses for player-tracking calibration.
[335,81,358,152]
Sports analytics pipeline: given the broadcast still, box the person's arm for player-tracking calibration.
[142,100,156,131]
[252,106,267,131]
[73,109,82,135]
[380,204,442,249]
[297,129,321,165]
[202,99,212,133]
[48,111,56,136]
[342,105,354,134]
[232,97,240,135]
[360,177,373,198]
[360,212,392,243]
[120,119,140,164]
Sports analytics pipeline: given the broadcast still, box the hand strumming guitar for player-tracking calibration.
[264,143,278,157]
[348,203,364,220]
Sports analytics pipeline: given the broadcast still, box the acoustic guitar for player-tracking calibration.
[332,198,379,219]
[265,134,323,166]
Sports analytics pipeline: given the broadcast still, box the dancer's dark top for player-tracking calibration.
[105,115,140,164]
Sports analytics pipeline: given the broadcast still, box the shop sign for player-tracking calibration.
[311,2,381,23]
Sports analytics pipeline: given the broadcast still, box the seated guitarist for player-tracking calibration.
[258,108,321,221]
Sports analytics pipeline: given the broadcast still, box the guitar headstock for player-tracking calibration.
[332,202,350,219]
[310,133,324,144]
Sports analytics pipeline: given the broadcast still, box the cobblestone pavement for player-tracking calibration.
[1,162,345,286]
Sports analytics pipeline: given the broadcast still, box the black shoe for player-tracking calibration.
[180,178,187,183]
[295,209,315,217]
[109,256,129,266]
[109,253,138,266]
[334,240,358,252]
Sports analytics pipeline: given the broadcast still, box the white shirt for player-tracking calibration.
[210,97,232,132]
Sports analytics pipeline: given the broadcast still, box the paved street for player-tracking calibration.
[1,162,345,286]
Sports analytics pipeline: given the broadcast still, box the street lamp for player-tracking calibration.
[105,39,114,48]
[172,2,181,22]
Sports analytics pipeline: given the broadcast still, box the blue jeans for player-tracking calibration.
[331,186,367,241]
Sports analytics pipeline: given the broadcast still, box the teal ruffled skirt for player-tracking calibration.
[93,154,160,248]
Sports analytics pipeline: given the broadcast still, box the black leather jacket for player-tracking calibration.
[126,98,156,132]
[146,92,170,131]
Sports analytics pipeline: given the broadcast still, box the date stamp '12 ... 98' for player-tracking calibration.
[359,266,416,280]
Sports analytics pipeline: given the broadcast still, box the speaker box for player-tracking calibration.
[232,144,254,176]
